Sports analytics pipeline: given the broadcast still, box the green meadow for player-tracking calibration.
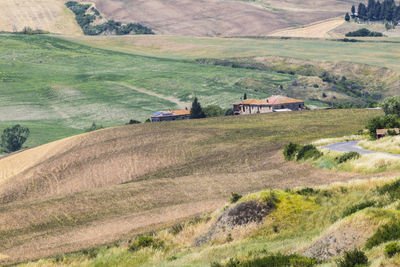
[0,34,295,147]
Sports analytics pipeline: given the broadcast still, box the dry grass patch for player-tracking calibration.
[0,0,81,34]
[359,136,400,155]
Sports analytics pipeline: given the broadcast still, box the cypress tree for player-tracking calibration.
[351,5,356,14]
[190,97,205,119]
[243,93,247,100]
[345,12,351,21]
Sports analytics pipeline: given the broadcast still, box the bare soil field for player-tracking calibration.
[0,109,385,264]
[88,0,357,36]
[0,0,81,34]
[269,18,345,38]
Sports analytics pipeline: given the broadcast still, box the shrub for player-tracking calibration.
[129,235,164,251]
[170,223,184,235]
[230,192,242,203]
[345,28,383,37]
[283,142,301,161]
[204,105,224,118]
[225,108,234,116]
[215,254,318,267]
[385,242,400,258]
[336,249,368,267]
[296,145,322,161]
[1,124,30,152]
[85,122,103,132]
[365,222,400,249]
[296,187,320,196]
[377,179,400,199]
[127,119,141,124]
[342,200,374,217]
[335,152,360,164]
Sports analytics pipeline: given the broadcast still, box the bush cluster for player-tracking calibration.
[66,1,154,35]
[129,235,164,252]
[336,249,368,267]
[366,115,400,138]
[365,221,400,249]
[283,143,322,162]
[335,152,361,164]
[377,179,400,199]
[345,28,383,37]
[296,145,322,161]
[211,253,318,267]
[342,200,374,217]
[385,242,400,258]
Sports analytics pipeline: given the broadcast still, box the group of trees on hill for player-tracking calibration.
[351,0,400,24]
[366,96,400,138]
[66,1,154,35]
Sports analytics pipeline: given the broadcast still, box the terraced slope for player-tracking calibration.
[0,109,381,264]
[0,0,81,34]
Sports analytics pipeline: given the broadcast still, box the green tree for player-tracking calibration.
[345,12,351,21]
[381,96,400,116]
[1,124,30,152]
[351,5,356,14]
[243,93,247,100]
[203,105,224,118]
[190,97,205,119]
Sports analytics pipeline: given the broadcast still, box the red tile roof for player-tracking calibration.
[239,95,303,105]
[151,109,190,117]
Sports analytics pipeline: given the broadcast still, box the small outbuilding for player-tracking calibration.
[376,128,400,139]
[150,109,190,122]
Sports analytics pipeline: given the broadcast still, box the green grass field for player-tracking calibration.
[67,35,400,71]
[0,34,299,147]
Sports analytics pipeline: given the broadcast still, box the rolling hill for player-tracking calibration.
[0,0,359,36]
[0,109,382,265]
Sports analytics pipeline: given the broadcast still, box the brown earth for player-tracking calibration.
[88,0,359,36]
[0,109,386,264]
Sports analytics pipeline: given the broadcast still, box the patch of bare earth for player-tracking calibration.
[302,214,381,260]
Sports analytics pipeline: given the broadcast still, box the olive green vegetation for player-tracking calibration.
[1,34,299,147]
[21,178,400,267]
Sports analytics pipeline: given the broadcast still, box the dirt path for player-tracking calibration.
[268,18,344,38]
[113,82,191,109]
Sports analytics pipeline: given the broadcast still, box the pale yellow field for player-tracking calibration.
[0,0,81,34]
[269,18,345,38]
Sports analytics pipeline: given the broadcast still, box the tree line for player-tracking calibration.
[352,0,400,24]
[66,1,154,35]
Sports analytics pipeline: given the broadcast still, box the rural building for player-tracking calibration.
[151,109,190,122]
[233,95,305,115]
[376,128,400,139]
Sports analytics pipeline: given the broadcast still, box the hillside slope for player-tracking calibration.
[85,0,358,36]
[0,0,81,34]
[0,109,382,265]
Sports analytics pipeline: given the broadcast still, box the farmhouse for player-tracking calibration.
[151,109,190,122]
[376,128,400,139]
[233,95,305,115]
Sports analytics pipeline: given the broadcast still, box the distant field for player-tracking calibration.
[0,0,81,34]
[88,0,357,36]
[65,35,400,72]
[0,109,382,264]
